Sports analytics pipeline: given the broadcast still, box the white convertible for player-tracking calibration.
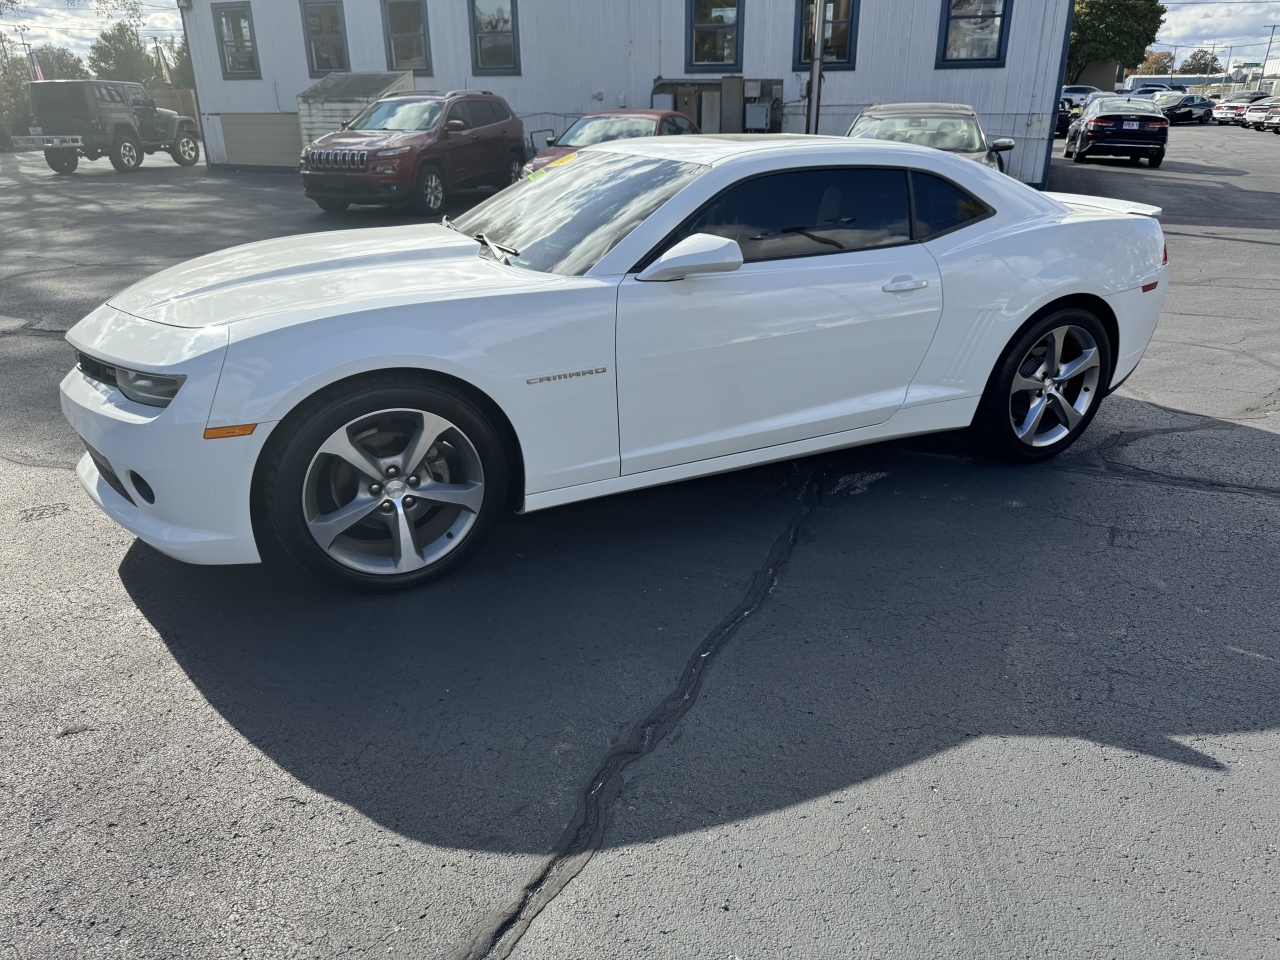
[61,136,1168,590]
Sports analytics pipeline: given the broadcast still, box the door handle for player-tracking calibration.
[882,278,929,293]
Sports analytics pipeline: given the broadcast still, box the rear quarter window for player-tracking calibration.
[910,171,992,240]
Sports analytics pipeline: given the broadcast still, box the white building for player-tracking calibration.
[180,0,1073,186]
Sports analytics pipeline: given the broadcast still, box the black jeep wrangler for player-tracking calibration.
[14,79,200,174]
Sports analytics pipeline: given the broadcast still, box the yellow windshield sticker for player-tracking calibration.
[547,152,579,168]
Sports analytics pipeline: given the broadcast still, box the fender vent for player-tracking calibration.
[83,439,135,506]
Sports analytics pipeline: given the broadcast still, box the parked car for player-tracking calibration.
[1064,96,1169,166]
[847,102,1015,171]
[60,137,1168,590]
[1211,91,1270,124]
[299,91,525,215]
[1152,92,1214,124]
[523,109,699,175]
[1241,97,1280,130]
[1266,105,1280,133]
[11,79,200,174]
[1056,99,1073,137]
[1061,85,1101,108]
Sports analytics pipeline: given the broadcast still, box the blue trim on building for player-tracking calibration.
[791,0,860,73]
[685,0,745,74]
[935,0,1014,70]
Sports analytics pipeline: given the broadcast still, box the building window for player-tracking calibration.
[793,0,859,72]
[211,3,260,80]
[468,0,520,75]
[687,0,742,73]
[936,0,1012,68]
[301,1,349,77]
[383,0,431,74]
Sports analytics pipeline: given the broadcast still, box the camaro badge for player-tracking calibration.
[527,367,607,385]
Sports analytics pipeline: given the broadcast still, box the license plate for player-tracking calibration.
[323,174,346,189]
[1123,121,1139,130]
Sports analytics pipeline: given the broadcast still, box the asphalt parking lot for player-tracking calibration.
[2,125,1279,959]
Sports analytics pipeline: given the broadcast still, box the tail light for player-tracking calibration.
[1147,118,1169,128]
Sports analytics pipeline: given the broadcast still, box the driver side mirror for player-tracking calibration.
[991,138,1016,152]
[445,119,466,133]
[545,135,558,146]
[637,234,743,282]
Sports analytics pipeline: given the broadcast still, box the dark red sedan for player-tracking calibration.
[523,109,699,175]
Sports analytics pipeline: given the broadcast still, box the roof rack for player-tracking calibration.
[444,90,494,97]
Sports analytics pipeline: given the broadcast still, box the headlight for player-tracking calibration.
[374,146,410,157]
[76,351,187,408]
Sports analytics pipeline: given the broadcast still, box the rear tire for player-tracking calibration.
[1198,113,1209,124]
[1148,154,1163,168]
[109,134,143,173]
[259,374,508,592]
[972,308,1112,463]
[44,149,78,174]
[410,163,447,216]
[170,132,200,166]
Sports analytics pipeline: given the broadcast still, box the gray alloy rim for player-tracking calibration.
[422,170,444,211]
[302,408,484,576]
[178,136,197,161]
[120,142,138,167]
[508,156,522,184]
[1008,324,1102,448]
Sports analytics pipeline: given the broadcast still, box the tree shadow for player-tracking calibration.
[118,396,1280,855]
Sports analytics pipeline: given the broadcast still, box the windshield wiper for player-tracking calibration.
[473,232,519,265]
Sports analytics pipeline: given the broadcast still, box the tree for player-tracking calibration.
[162,35,195,88]
[1135,50,1174,75]
[0,53,32,147]
[1179,48,1222,75]
[34,45,91,80]
[1067,0,1166,83]
[87,20,158,85]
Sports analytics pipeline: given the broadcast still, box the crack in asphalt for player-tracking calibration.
[449,466,880,960]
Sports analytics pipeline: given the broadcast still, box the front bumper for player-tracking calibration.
[300,170,410,205]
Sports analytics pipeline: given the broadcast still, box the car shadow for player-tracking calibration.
[118,396,1280,855]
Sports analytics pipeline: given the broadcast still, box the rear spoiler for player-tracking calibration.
[1045,192,1162,218]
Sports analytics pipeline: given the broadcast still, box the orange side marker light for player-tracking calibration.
[203,423,257,439]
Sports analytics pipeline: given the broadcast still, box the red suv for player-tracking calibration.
[300,91,525,215]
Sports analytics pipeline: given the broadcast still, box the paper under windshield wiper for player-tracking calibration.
[473,232,519,264]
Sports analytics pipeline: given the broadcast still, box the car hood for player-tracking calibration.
[106,224,556,328]
[525,145,578,172]
[309,129,426,150]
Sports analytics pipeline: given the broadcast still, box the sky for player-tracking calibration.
[2,1,1280,70]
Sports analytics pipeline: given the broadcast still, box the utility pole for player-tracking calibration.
[805,0,827,135]
[1221,44,1233,95]
[1262,25,1278,91]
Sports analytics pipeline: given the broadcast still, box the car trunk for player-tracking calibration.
[1089,110,1166,145]
[30,84,94,136]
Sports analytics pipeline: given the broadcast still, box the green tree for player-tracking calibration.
[0,53,33,147]
[87,20,158,85]
[1135,50,1174,75]
[161,35,195,88]
[34,44,91,80]
[1179,48,1222,74]
[1067,0,1166,83]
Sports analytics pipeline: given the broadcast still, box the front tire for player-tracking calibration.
[260,375,509,592]
[109,134,143,173]
[972,308,1112,462]
[410,163,447,216]
[44,148,78,174]
[170,132,200,166]
[1072,141,1087,163]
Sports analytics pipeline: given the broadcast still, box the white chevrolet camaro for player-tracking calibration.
[61,136,1168,591]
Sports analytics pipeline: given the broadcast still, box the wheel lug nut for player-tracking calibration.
[407,475,420,487]
[385,465,400,478]
[379,501,395,513]
[403,496,416,508]
[369,483,382,496]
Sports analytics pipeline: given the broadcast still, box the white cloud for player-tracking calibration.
[1155,4,1280,68]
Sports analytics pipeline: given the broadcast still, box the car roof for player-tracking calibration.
[859,102,978,118]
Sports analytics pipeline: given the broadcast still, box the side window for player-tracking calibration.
[670,167,912,263]
[469,100,499,126]
[910,171,990,239]
[672,115,697,134]
[660,116,680,135]
[446,101,474,130]
[489,100,510,122]
[126,86,149,106]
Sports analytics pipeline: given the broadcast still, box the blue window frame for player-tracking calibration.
[686,0,743,74]
[792,0,860,72]
[382,0,432,75]
[468,0,520,76]
[936,0,1013,69]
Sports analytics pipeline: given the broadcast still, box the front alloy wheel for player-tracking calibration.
[412,166,446,215]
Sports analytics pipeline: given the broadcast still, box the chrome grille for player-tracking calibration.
[308,148,368,170]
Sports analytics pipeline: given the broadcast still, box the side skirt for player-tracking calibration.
[520,396,981,514]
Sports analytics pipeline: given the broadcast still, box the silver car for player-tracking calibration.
[1242,97,1280,130]
[846,102,1015,173]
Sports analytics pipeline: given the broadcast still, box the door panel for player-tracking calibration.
[616,244,942,475]
[440,101,484,183]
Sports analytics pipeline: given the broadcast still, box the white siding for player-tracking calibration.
[184,0,1071,184]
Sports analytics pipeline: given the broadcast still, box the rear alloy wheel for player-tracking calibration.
[411,164,447,216]
[506,153,524,185]
[44,148,78,174]
[170,132,200,166]
[262,378,508,591]
[110,134,143,173]
[973,309,1111,462]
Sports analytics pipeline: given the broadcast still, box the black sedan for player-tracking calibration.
[1056,99,1072,137]
[1063,97,1168,167]
[1152,92,1214,124]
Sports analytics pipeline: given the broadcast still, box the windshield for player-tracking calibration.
[349,99,442,131]
[848,115,985,152]
[558,116,657,147]
[453,151,708,276]
[1153,93,1183,105]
